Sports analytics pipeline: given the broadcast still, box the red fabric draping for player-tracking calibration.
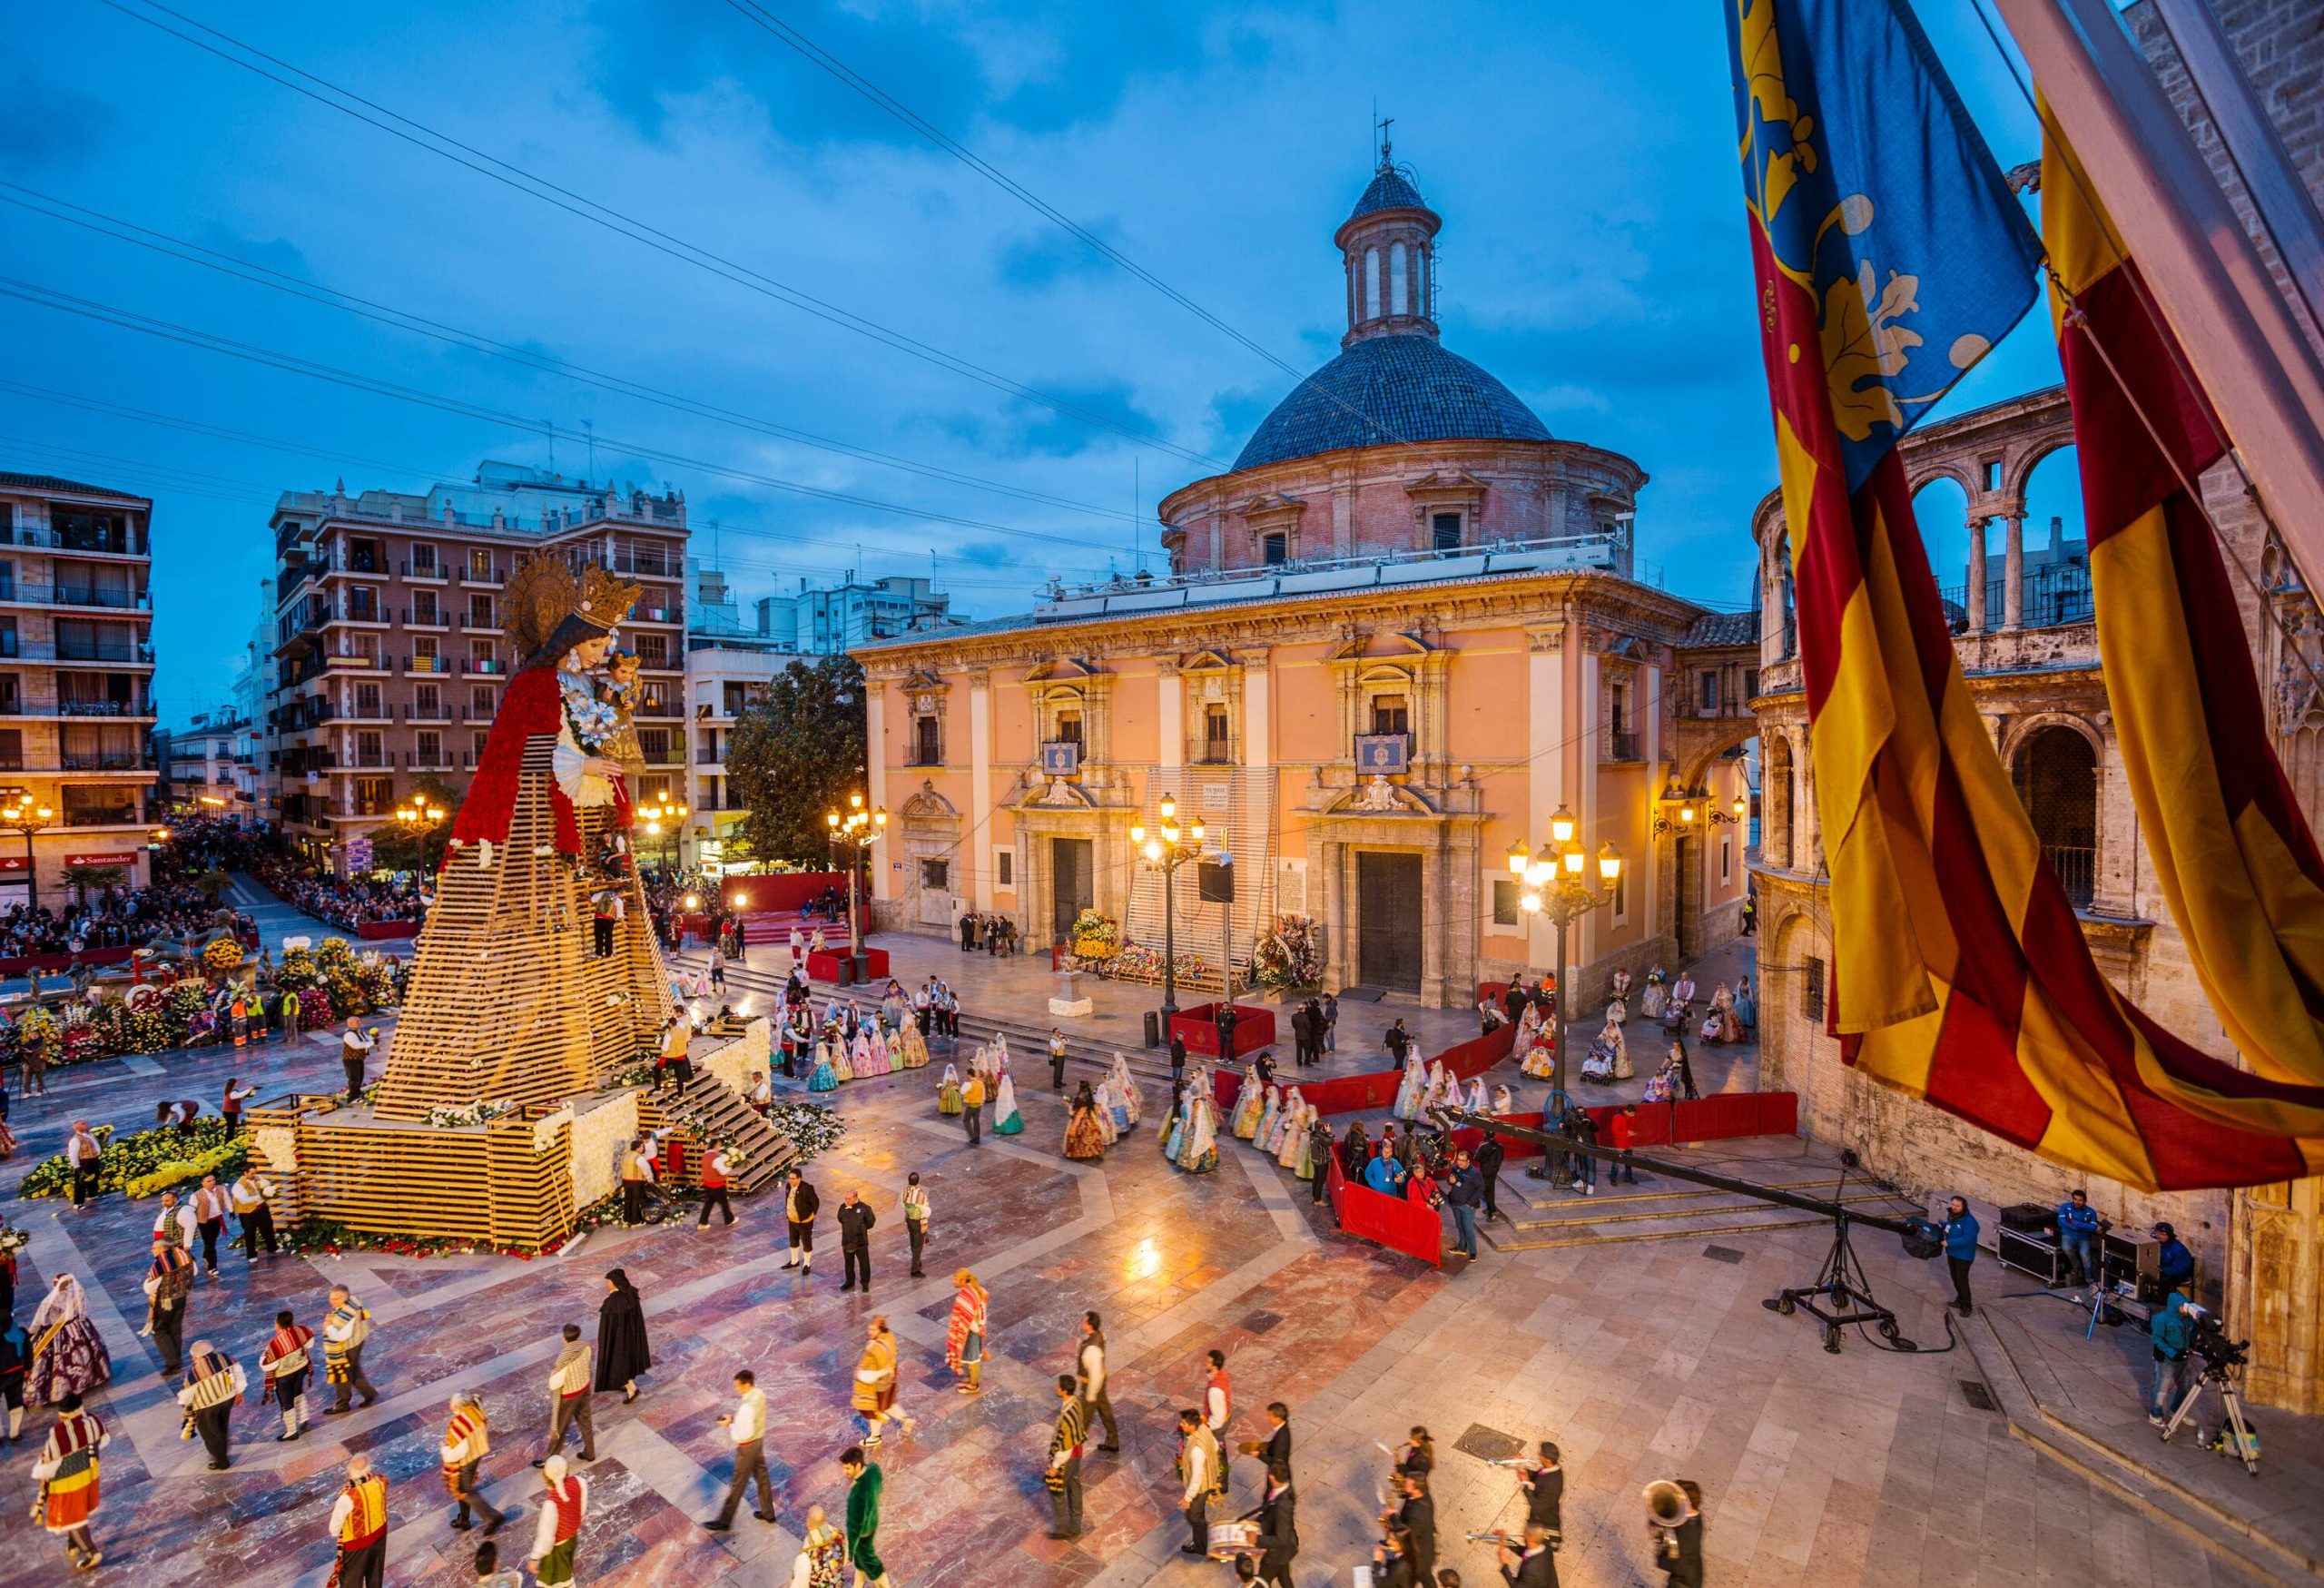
[353,922,420,941]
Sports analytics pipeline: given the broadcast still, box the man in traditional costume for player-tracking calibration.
[527,1454,587,1588]
[851,1314,914,1445]
[441,1391,504,1534]
[842,1446,891,1588]
[32,1391,108,1570]
[1077,1311,1121,1454]
[789,1504,848,1588]
[230,1166,280,1261]
[260,1307,314,1442]
[327,1455,389,1588]
[143,1238,193,1376]
[190,1171,231,1278]
[176,1338,245,1469]
[782,1169,820,1273]
[1045,1374,1088,1539]
[901,1172,929,1277]
[339,1017,375,1100]
[944,1270,987,1394]
[63,1119,101,1210]
[1177,1407,1221,1557]
[538,1323,596,1465]
[322,1284,378,1414]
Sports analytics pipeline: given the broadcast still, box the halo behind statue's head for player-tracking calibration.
[506,559,645,667]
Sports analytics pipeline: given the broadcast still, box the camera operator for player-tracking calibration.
[2045,1189,2102,1291]
[2147,1290,2198,1426]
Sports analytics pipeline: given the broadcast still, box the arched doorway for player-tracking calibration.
[2011,725,2097,907]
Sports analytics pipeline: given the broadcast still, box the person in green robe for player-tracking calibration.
[842,1446,891,1588]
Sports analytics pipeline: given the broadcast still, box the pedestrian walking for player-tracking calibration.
[536,1324,596,1465]
[230,1167,281,1260]
[1322,992,1338,1052]
[961,1069,985,1145]
[527,1455,588,1588]
[1942,1196,1980,1317]
[322,1285,379,1413]
[836,1189,877,1294]
[596,1270,650,1403]
[31,1392,108,1571]
[176,1339,245,1469]
[901,1173,930,1277]
[1203,1348,1233,1495]
[1046,1374,1088,1539]
[1077,1311,1120,1454]
[789,1504,847,1587]
[708,945,728,994]
[697,1144,736,1228]
[1050,1028,1068,1088]
[1246,1463,1298,1584]
[441,1392,506,1535]
[783,1169,821,1274]
[706,1368,774,1530]
[1650,1478,1705,1587]
[191,1173,231,1277]
[850,1316,915,1445]
[143,1238,192,1376]
[1177,1408,1220,1556]
[340,1019,375,1099]
[945,1270,987,1395]
[64,1121,101,1210]
[259,1309,314,1443]
[842,1446,892,1588]
[327,1456,390,1588]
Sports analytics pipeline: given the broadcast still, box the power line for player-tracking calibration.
[1,274,1130,557]
[0,182,1149,528]
[95,0,1225,471]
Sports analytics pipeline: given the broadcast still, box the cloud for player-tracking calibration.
[0,64,108,171]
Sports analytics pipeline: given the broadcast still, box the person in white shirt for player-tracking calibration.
[230,1169,280,1261]
[1078,1312,1120,1453]
[537,1324,596,1465]
[340,1019,376,1099]
[706,1369,773,1530]
[190,1174,232,1277]
[64,1120,103,1209]
[152,1191,200,1254]
[1177,1408,1220,1557]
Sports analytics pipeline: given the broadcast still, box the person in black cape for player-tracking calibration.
[596,1270,651,1405]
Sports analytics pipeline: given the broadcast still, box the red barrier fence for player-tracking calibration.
[805,947,889,985]
[1215,1023,1515,1117]
[1172,1002,1276,1060]
[354,921,420,941]
[1445,1091,1800,1159]
[1324,1154,1442,1267]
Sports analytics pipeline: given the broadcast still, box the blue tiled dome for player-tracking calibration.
[1348,166,1430,220]
[1232,335,1551,470]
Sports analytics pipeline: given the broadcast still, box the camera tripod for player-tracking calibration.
[2160,1365,2260,1476]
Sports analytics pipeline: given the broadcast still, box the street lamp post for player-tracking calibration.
[824,792,886,982]
[1512,804,1625,1107]
[1129,794,1206,1024]
[637,789,688,876]
[0,799,54,911]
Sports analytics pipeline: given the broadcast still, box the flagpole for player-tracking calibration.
[1995,0,2324,584]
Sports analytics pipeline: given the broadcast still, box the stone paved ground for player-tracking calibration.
[0,975,2274,1588]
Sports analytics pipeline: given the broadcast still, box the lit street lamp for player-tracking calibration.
[1511,804,1624,1107]
[1129,793,1207,1023]
[824,792,885,981]
[0,798,54,911]
[638,788,688,874]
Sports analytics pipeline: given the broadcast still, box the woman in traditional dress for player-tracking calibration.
[893,1019,930,1070]
[1162,1069,1199,1161]
[596,1270,651,1404]
[1582,1012,1630,1082]
[1610,966,1634,1021]
[1063,1081,1108,1160]
[789,923,805,963]
[809,924,827,956]
[790,1505,849,1588]
[861,1025,893,1080]
[1174,1082,1220,1174]
[1520,1025,1558,1080]
[881,981,906,1031]
[1230,1065,1266,1139]
[1391,1053,1429,1119]
[27,1275,109,1405]
[32,1390,108,1570]
[1275,1090,1306,1169]
[1089,1077,1121,1144]
[829,1025,855,1083]
[943,1270,988,1395]
[1733,975,1758,1031]
[1463,1077,1491,1114]
[992,1066,1024,1135]
[936,1063,963,1115]
[1110,1054,1140,1130]
[1492,1084,1516,1115]
[1699,984,1733,1044]
[849,1027,876,1079]
[1640,962,1669,1022]
[808,1031,841,1093]
[1255,1084,1282,1150]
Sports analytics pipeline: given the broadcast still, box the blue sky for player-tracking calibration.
[3,0,2081,724]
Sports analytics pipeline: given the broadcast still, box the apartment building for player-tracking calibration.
[0,473,161,904]
[684,633,801,871]
[159,710,257,822]
[264,463,688,867]
[755,574,956,655]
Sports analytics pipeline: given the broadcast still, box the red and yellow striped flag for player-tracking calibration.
[2047,111,2324,1145]
[1728,0,2324,1189]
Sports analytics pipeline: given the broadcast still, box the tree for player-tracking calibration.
[63,864,126,906]
[724,655,869,866]
[365,774,464,875]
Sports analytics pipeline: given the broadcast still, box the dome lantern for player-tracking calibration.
[1334,123,1443,348]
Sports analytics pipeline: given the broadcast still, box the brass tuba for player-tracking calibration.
[1644,1479,1694,1527]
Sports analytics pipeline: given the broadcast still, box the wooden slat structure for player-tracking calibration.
[374,734,676,1120]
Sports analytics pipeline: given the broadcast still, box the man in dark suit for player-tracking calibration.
[1394,1472,1436,1584]
[1245,1464,1296,1586]
[1239,1402,1291,1482]
[1498,1521,1560,1586]
[1289,1004,1314,1068]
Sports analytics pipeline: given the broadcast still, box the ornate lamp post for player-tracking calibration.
[637,788,688,875]
[1511,804,1624,1107]
[0,798,54,911]
[824,792,885,981]
[1130,793,1206,1023]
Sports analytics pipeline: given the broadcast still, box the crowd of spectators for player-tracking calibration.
[0,878,245,961]
[247,854,426,931]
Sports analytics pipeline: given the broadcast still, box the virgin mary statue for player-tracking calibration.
[370,559,679,1120]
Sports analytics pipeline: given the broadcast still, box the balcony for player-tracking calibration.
[457,566,507,587]
[406,656,450,674]
[635,700,681,718]
[0,525,149,557]
[460,658,505,676]
[403,703,456,722]
[58,752,151,772]
[459,617,500,636]
[637,745,685,766]
[345,704,390,721]
[51,587,151,611]
[326,653,382,670]
[696,745,722,764]
[403,608,450,628]
[348,751,389,770]
[400,558,447,581]
[630,605,684,625]
[2043,843,2095,910]
[405,749,464,770]
[1606,730,1640,763]
[48,640,156,666]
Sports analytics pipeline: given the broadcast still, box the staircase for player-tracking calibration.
[637,1070,798,1194]
[1118,767,1278,993]
[1482,1167,1924,1253]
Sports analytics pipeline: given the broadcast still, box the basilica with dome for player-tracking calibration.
[856,151,1758,1010]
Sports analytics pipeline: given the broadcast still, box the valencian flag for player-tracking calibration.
[2046,113,2324,1142]
[1724,0,2324,1189]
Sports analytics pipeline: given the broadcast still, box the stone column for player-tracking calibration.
[1244,649,1273,769]
[1795,727,1824,873]
[1157,662,1182,773]
[2003,515,2025,630]
[1421,838,1448,1007]
[1317,837,1346,991]
[2231,1180,2324,1414]
[1526,624,1565,972]
[865,684,889,904]
[2092,725,2138,917]
[1966,516,1989,634]
[968,671,992,912]
[1577,646,1601,967]
[1641,662,1662,942]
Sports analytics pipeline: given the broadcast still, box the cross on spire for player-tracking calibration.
[1376,113,1394,169]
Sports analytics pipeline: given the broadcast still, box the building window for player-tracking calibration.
[348,538,381,573]
[1492,879,1521,927]
[1371,695,1410,736]
[1613,869,1628,921]
[1390,241,1408,315]
[1204,704,1231,761]
[354,775,392,814]
[912,714,941,765]
[920,858,950,893]
[417,730,442,764]
[355,730,384,767]
[1803,955,1826,1023]
[634,634,669,668]
[1720,836,1732,882]
[1699,671,1720,713]
[415,684,440,717]
[996,849,1013,887]
[409,542,437,575]
[1984,458,2004,490]
[412,590,440,625]
[468,594,495,628]
[474,731,488,762]
[468,547,493,578]
[470,685,494,716]
[354,682,382,718]
[1365,246,1381,320]
[1744,667,1760,700]
[2012,725,2098,908]
[1261,532,1288,567]
[1055,710,1083,746]
[0,727,20,770]
[1432,512,1462,551]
